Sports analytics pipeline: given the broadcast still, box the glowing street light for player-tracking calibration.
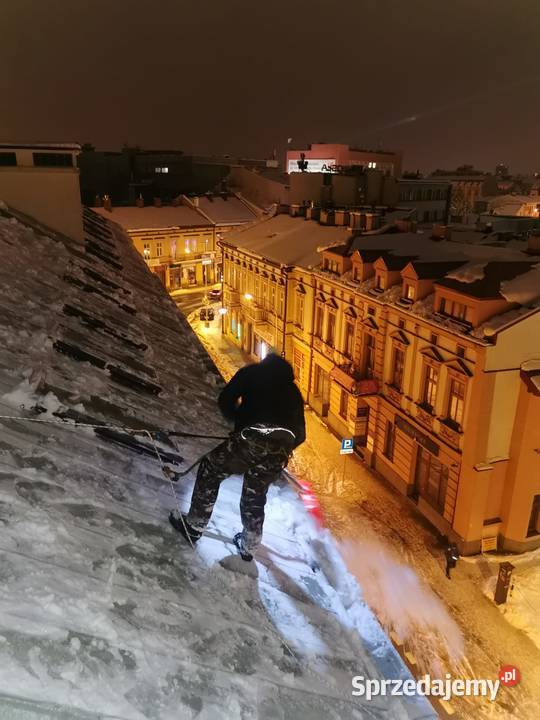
[218,307,228,315]
[244,293,253,300]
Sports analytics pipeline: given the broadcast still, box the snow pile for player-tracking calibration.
[471,306,539,338]
[341,540,464,676]
[445,261,487,283]
[500,263,540,304]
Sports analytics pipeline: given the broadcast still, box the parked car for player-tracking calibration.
[199,307,215,321]
[208,288,222,301]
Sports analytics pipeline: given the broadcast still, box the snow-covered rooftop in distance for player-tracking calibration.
[195,195,259,225]
[224,214,352,268]
[92,204,210,230]
[0,204,428,719]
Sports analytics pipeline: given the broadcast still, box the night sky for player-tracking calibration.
[2,0,539,173]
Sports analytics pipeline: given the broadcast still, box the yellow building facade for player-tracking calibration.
[221,216,540,555]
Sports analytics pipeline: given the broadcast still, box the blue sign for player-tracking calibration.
[340,438,354,455]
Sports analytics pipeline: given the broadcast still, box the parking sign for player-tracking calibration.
[340,438,354,455]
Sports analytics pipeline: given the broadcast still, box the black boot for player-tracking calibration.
[233,532,253,562]
[169,512,202,544]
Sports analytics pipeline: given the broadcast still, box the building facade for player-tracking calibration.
[287,143,402,177]
[397,178,451,224]
[0,142,83,241]
[221,211,540,555]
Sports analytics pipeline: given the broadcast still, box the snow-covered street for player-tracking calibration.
[189,304,540,720]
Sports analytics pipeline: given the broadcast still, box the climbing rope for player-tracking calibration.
[0,408,227,548]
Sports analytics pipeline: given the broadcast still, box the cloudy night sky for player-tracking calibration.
[2,0,539,173]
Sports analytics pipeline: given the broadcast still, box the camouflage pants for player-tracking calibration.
[186,430,293,552]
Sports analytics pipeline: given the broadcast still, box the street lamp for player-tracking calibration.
[244,293,253,301]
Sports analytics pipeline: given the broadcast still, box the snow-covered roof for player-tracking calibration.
[194,195,258,225]
[0,205,423,718]
[224,214,352,268]
[92,205,210,230]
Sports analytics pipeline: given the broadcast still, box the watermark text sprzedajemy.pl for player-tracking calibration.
[352,666,521,702]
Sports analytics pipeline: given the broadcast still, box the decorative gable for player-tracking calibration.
[420,346,444,363]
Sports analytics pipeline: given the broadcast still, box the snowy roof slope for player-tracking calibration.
[195,195,258,225]
[0,206,427,719]
[92,205,210,230]
[223,214,351,268]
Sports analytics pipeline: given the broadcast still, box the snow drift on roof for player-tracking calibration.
[500,264,540,304]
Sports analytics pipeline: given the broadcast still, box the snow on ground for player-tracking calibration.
[189,307,540,720]
[0,206,433,719]
[472,546,540,650]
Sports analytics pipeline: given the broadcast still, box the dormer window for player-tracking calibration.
[404,283,415,300]
[439,297,470,322]
[376,274,384,290]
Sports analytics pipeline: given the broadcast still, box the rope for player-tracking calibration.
[0,410,228,440]
[141,430,196,550]
[0,408,217,548]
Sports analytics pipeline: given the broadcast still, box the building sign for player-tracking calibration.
[395,415,439,456]
[340,438,354,455]
[287,159,336,174]
[202,253,213,266]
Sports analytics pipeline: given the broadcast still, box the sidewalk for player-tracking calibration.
[189,313,540,720]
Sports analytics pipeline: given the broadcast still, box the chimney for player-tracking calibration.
[103,195,112,212]
[192,196,199,207]
[136,194,144,208]
[94,194,102,208]
[171,196,180,207]
[153,197,162,208]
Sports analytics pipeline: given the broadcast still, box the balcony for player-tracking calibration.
[240,296,267,323]
[439,419,462,449]
[415,404,434,431]
[330,364,379,396]
[225,288,240,306]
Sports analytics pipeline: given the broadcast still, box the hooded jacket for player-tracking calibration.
[218,354,306,448]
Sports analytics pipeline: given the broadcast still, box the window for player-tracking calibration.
[367,305,375,316]
[278,289,284,319]
[430,333,438,346]
[527,495,540,537]
[143,243,150,259]
[439,297,470,322]
[404,283,415,300]
[262,282,268,308]
[33,152,73,167]
[384,421,395,461]
[398,319,405,329]
[314,305,324,338]
[326,312,336,346]
[391,346,405,390]
[296,294,305,326]
[422,364,439,410]
[343,321,355,358]
[457,345,465,358]
[184,238,197,254]
[447,378,466,427]
[270,283,276,310]
[0,152,17,166]
[293,349,303,381]
[155,242,163,258]
[155,166,169,173]
[363,333,376,378]
[375,274,384,290]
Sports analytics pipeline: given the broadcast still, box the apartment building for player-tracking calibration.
[286,143,402,177]
[222,211,540,555]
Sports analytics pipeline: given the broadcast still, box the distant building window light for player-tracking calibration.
[143,243,151,260]
[0,151,17,166]
[156,242,163,258]
[367,161,377,169]
[33,152,73,167]
[155,166,169,174]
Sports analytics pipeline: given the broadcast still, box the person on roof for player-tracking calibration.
[170,353,306,560]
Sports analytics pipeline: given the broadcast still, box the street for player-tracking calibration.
[173,296,540,720]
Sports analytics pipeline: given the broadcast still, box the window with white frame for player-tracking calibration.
[422,364,439,410]
[296,293,305,326]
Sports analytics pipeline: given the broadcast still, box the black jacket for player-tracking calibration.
[218,355,306,448]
